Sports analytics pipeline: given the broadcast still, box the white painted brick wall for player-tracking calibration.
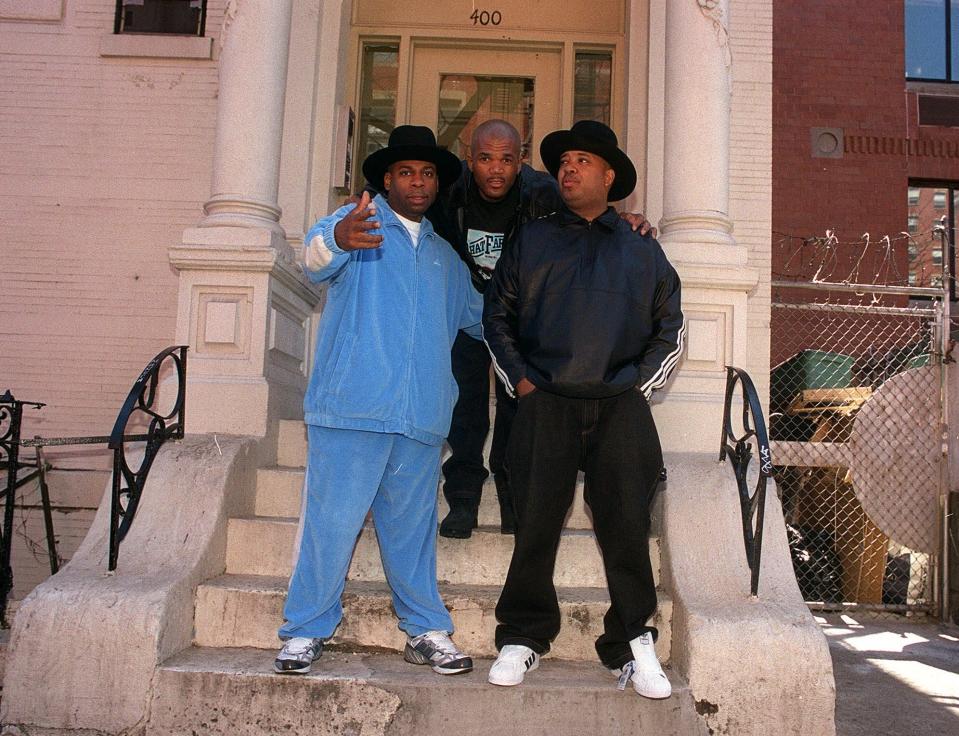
[0,0,227,601]
[730,0,773,401]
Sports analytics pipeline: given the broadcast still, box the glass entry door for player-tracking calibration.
[408,44,563,169]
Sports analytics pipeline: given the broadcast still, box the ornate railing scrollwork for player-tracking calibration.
[16,345,188,573]
[719,366,773,596]
[106,345,188,570]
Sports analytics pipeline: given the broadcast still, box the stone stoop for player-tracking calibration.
[147,649,707,736]
[150,419,686,734]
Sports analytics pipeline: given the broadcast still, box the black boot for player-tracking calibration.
[440,498,479,539]
[494,474,516,535]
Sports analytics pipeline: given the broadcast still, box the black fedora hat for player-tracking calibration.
[362,125,462,193]
[540,120,637,202]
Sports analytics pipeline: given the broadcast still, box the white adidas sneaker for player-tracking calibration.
[620,632,671,699]
[488,644,540,686]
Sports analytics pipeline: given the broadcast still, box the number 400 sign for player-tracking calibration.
[470,8,502,25]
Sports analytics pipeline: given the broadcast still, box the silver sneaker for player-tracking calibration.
[404,630,473,675]
[273,637,323,674]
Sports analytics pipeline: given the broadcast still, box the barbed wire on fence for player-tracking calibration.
[772,225,952,294]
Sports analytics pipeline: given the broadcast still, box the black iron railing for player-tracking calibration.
[0,393,55,626]
[719,366,773,596]
[15,345,188,574]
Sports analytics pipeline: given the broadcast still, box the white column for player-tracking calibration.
[637,0,758,456]
[200,0,293,231]
[659,0,735,246]
[167,0,321,438]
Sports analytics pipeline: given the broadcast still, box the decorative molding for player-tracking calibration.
[697,0,731,70]
[192,287,253,359]
[202,195,283,226]
[268,293,310,377]
[845,134,959,159]
[683,307,733,372]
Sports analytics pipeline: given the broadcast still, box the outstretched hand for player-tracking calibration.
[619,211,657,238]
[333,191,384,251]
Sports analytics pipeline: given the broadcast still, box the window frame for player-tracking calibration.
[113,0,207,37]
[908,178,958,300]
[906,0,957,82]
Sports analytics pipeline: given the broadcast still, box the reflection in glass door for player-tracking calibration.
[437,75,535,161]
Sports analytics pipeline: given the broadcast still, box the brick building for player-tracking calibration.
[771,1,957,621]
[774,0,959,302]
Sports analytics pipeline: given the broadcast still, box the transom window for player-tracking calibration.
[906,0,959,81]
[114,0,207,36]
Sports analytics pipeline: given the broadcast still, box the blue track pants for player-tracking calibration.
[279,425,453,640]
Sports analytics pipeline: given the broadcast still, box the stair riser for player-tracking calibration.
[149,652,706,736]
[255,467,595,530]
[225,520,661,589]
[194,584,672,662]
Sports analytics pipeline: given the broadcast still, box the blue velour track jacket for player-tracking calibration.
[302,194,484,446]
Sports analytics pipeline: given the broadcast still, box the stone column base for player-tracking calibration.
[655,245,759,454]
[168,226,321,437]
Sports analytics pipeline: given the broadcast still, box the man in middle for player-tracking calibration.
[435,119,562,538]
[434,120,653,539]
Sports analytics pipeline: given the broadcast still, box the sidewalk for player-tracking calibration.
[822,612,959,736]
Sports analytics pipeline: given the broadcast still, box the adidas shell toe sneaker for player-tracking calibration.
[488,644,540,686]
[273,637,323,675]
[625,632,671,699]
[404,631,474,675]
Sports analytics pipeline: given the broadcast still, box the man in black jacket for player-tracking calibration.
[435,119,653,539]
[483,121,685,699]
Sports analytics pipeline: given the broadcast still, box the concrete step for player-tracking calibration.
[148,647,706,736]
[225,517,661,589]
[255,466,595,529]
[276,419,309,468]
[194,575,673,663]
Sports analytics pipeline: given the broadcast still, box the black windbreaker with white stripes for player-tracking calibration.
[483,205,685,400]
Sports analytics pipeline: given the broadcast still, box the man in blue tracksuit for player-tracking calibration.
[273,126,483,676]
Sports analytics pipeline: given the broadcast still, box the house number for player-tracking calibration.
[470,9,502,25]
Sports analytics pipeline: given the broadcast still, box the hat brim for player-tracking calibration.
[540,131,637,202]
[362,144,462,193]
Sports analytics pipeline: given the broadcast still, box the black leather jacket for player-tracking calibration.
[484,206,685,400]
[432,163,562,292]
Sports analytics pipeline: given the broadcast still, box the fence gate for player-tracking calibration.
[770,228,950,616]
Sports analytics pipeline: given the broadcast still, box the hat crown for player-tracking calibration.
[387,125,439,149]
[539,119,636,201]
[567,120,619,150]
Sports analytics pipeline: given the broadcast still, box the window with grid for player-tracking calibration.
[907,182,957,293]
[114,0,206,36]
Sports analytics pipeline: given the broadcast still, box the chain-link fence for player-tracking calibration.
[770,229,949,615]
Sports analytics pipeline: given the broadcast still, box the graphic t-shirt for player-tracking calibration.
[463,183,520,280]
